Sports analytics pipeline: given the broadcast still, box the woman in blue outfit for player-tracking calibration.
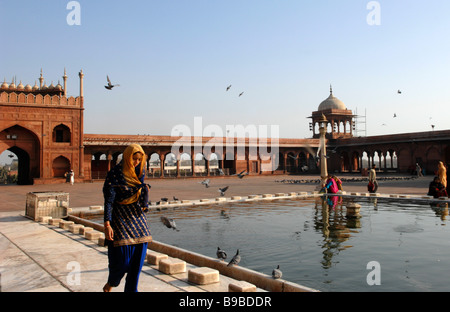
[102,144,152,292]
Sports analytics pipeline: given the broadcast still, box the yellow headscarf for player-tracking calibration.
[438,161,447,188]
[119,144,147,205]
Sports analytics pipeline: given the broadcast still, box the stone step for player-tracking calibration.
[38,216,52,223]
[188,267,220,285]
[158,258,186,275]
[48,218,62,226]
[68,223,85,234]
[228,280,257,292]
[59,220,74,230]
[85,230,103,241]
[79,226,94,235]
[146,251,169,265]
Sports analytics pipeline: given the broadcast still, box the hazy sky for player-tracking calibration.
[1,0,450,161]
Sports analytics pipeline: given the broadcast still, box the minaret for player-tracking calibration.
[63,68,68,97]
[78,69,84,98]
[77,69,85,178]
[39,69,44,89]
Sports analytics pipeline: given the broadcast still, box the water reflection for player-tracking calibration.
[314,196,360,269]
[430,202,448,221]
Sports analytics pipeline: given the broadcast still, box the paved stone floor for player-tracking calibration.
[0,174,431,212]
[0,174,435,295]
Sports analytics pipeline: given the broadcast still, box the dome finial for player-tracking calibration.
[330,84,333,95]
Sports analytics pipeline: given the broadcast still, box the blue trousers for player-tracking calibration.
[107,242,148,292]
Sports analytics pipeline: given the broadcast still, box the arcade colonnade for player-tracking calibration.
[84,135,322,180]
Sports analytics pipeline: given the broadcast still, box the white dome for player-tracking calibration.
[318,87,346,111]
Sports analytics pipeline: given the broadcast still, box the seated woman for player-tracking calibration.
[428,176,448,198]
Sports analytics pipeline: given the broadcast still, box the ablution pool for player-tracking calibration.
[96,196,450,292]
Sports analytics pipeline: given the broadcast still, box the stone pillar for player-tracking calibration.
[160,153,165,177]
[63,68,68,97]
[206,158,210,176]
[107,152,112,172]
[318,114,328,182]
[39,69,44,89]
[78,70,84,98]
[346,203,361,219]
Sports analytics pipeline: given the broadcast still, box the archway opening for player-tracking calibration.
[0,147,31,185]
[52,156,71,178]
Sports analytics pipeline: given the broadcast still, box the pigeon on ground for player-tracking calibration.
[272,265,282,279]
[200,179,210,188]
[160,216,179,231]
[219,186,229,196]
[216,247,227,261]
[105,75,119,90]
[227,249,241,267]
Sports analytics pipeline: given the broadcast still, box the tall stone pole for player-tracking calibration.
[78,70,85,178]
[79,69,84,99]
[39,68,44,89]
[62,68,68,97]
[318,114,328,183]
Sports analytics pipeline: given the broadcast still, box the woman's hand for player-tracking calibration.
[104,222,114,241]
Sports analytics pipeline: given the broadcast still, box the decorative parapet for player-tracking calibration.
[0,91,81,107]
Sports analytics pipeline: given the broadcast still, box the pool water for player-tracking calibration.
[100,196,450,292]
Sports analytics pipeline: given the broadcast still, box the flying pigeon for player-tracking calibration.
[105,75,119,90]
[239,92,244,97]
[200,179,210,188]
[234,170,248,179]
[160,216,179,231]
[272,265,282,279]
[397,90,402,94]
[219,186,229,196]
[393,113,397,118]
[226,84,232,91]
[216,247,227,261]
[227,249,241,267]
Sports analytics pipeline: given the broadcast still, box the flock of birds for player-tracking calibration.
[215,248,282,279]
[105,77,244,97]
[155,169,282,279]
[226,84,244,97]
[216,247,282,279]
[386,90,434,130]
[106,79,434,130]
[107,78,439,134]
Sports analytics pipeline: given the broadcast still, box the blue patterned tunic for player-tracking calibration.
[103,163,152,247]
